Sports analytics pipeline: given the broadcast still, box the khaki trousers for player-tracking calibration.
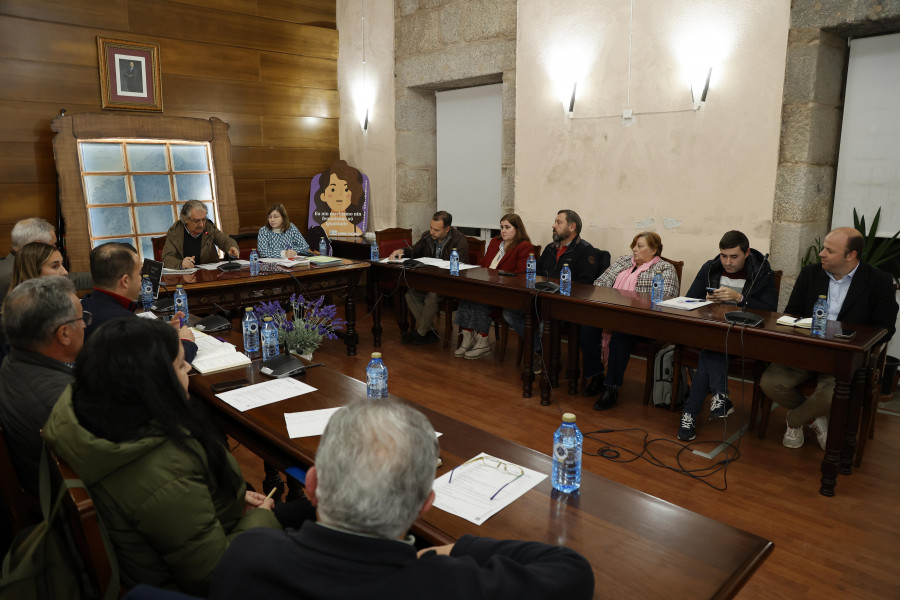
[406,289,445,336]
[759,363,835,427]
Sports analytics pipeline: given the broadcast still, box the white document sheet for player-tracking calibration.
[432,452,547,525]
[215,378,317,412]
[655,296,713,310]
[284,407,342,438]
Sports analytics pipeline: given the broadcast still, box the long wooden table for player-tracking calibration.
[162,259,367,355]
[190,361,772,600]
[369,262,540,396]
[537,282,886,497]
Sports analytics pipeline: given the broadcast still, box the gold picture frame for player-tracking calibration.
[97,37,163,112]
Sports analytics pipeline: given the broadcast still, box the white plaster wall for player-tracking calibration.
[337,0,397,231]
[515,0,790,288]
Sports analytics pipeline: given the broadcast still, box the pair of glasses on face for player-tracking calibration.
[449,456,525,500]
[61,310,92,328]
[187,216,207,225]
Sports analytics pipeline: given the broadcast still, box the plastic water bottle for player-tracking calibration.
[370,241,380,261]
[242,307,260,354]
[140,275,153,311]
[261,316,279,361]
[559,263,572,296]
[651,268,664,304]
[812,294,828,338]
[526,253,536,282]
[450,248,460,276]
[319,237,327,256]
[249,248,259,275]
[174,284,189,317]
[552,413,583,493]
[366,352,388,398]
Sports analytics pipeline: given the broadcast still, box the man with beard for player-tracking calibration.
[502,210,596,366]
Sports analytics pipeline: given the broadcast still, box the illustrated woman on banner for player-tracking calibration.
[310,160,367,237]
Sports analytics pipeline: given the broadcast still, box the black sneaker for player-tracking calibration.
[412,330,439,345]
[678,412,696,441]
[708,394,734,420]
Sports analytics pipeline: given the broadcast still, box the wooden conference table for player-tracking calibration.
[161,258,367,355]
[190,361,772,600]
[368,261,540,396]
[536,282,886,498]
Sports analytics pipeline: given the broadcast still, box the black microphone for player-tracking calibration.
[724,253,770,327]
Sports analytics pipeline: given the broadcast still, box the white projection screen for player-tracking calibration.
[436,84,502,229]
[832,33,900,235]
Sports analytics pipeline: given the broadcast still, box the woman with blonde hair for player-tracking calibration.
[8,241,67,291]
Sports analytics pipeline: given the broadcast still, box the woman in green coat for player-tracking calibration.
[44,317,282,596]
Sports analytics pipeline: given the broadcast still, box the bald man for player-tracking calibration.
[760,227,898,451]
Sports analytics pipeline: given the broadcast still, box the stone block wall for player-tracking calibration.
[394,0,517,236]
[772,0,900,307]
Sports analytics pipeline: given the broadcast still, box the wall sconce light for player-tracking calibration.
[564,83,577,118]
[691,67,712,110]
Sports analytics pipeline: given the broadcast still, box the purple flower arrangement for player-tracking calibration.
[254,294,346,355]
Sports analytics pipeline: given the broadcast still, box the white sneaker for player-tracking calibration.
[807,416,828,451]
[783,418,804,449]
[454,330,476,357]
[464,334,491,359]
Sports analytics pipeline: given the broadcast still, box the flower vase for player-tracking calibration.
[290,349,314,361]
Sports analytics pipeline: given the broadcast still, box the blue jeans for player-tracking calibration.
[502,308,541,352]
[683,350,729,416]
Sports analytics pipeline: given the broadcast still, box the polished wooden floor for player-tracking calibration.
[234,301,900,600]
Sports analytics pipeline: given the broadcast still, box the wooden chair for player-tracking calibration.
[0,425,40,534]
[47,449,121,599]
[464,236,486,265]
[150,235,167,261]
[669,270,784,414]
[375,227,412,257]
[231,231,258,260]
[629,256,684,406]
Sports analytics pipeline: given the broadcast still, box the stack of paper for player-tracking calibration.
[190,329,251,373]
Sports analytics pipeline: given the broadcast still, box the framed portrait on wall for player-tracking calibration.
[97,37,163,112]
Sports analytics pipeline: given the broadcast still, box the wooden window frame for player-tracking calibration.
[51,113,238,273]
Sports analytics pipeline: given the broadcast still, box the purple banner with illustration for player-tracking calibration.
[308,160,369,237]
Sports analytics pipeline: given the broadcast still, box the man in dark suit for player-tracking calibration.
[81,242,197,362]
[211,399,594,600]
[760,227,898,450]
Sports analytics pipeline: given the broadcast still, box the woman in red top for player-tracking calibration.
[454,214,534,359]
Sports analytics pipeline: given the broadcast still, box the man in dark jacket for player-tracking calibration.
[0,276,85,495]
[677,230,777,441]
[389,211,470,344]
[760,227,898,450]
[211,399,594,600]
[504,210,599,372]
[82,242,198,362]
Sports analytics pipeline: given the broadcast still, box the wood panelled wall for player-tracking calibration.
[0,0,339,255]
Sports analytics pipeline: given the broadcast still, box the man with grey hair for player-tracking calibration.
[0,276,87,495]
[0,217,92,305]
[161,199,239,269]
[211,399,594,600]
